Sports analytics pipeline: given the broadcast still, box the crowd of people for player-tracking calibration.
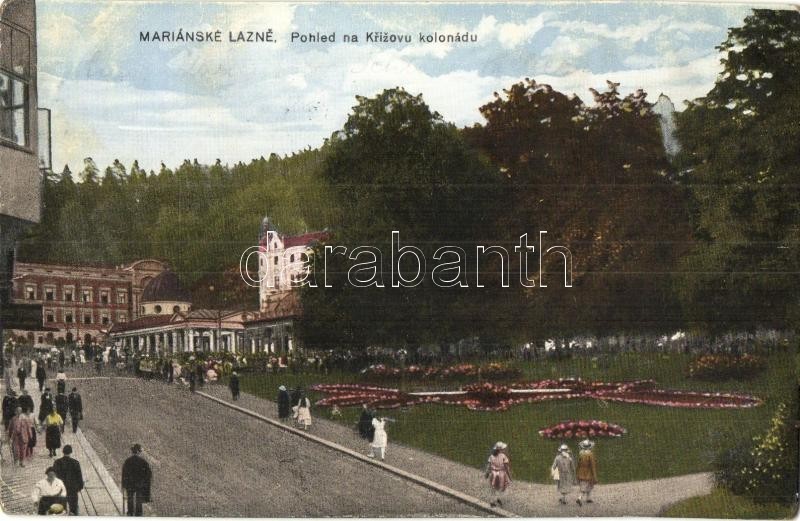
[4,343,610,514]
[2,352,152,516]
[480,438,599,509]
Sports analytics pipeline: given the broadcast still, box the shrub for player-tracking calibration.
[688,354,766,380]
[714,403,799,504]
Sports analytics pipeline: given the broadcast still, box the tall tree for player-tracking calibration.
[675,9,800,331]
[299,88,500,350]
[466,79,691,340]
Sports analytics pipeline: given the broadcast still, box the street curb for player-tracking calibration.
[74,428,124,515]
[196,390,516,518]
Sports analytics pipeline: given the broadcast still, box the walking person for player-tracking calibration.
[9,406,32,467]
[36,363,47,393]
[58,350,66,371]
[294,391,312,430]
[31,467,67,515]
[44,409,64,457]
[122,444,152,516]
[277,385,291,421]
[38,389,54,429]
[368,416,389,460]
[18,389,34,414]
[54,445,84,515]
[229,371,240,401]
[17,365,27,390]
[552,444,576,505]
[56,370,67,395]
[485,441,511,507]
[25,408,37,461]
[68,388,83,434]
[576,439,598,506]
[357,404,375,441]
[195,364,204,388]
[55,391,69,434]
[2,389,18,432]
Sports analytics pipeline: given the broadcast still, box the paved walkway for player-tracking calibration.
[200,383,713,517]
[0,365,123,516]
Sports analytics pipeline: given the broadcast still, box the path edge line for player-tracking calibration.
[195,390,516,518]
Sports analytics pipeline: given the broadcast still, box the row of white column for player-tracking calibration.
[118,329,237,354]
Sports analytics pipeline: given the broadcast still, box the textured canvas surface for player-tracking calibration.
[1,1,798,518]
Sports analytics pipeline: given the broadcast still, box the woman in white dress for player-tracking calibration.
[369,417,388,460]
[295,393,312,430]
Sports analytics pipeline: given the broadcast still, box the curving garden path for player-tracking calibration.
[18,370,713,517]
[198,383,714,517]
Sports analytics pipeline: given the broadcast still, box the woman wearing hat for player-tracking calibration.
[551,444,576,505]
[576,439,598,506]
[485,442,511,507]
[277,386,291,420]
[31,467,66,515]
[295,391,312,430]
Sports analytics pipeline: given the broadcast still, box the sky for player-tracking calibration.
[36,1,759,172]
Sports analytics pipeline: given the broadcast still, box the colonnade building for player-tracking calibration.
[109,270,250,354]
[109,217,329,356]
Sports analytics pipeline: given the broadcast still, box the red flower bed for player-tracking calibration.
[592,388,762,409]
[539,420,627,439]
[310,379,762,411]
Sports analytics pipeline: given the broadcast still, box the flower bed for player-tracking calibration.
[539,420,627,439]
[359,362,521,381]
[688,354,766,380]
[310,379,762,411]
[591,389,762,409]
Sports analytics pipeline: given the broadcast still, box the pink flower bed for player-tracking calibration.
[539,420,627,439]
[310,379,762,411]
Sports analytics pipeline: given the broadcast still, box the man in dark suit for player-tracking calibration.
[53,445,84,515]
[67,388,83,434]
[18,389,34,414]
[36,364,47,393]
[55,392,69,433]
[17,365,27,390]
[121,444,151,516]
[2,390,17,432]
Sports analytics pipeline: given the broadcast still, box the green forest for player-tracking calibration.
[18,10,800,347]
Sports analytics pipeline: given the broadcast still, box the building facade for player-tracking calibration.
[257,216,326,308]
[243,217,328,354]
[109,270,250,354]
[1,0,41,362]
[9,259,167,346]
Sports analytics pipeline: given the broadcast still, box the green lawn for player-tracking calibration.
[237,350,797,484]
[663,487,798,518]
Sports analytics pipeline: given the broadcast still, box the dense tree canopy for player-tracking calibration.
[18,150,338,306]
[675,9,800,331]
[16,8,797,347]
[466,80,691,340]
[298,89,501,350]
